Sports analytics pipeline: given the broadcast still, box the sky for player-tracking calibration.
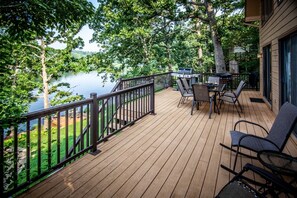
[50,0,100,52]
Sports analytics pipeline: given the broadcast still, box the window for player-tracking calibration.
[280,32,297,137]
[263,45,272,104]
[261,0,273,25]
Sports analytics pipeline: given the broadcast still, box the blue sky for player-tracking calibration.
[50,0,100,52]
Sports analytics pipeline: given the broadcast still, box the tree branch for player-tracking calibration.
[22,44,41,51]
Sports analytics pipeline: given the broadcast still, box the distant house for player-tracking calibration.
[245,0,297,114]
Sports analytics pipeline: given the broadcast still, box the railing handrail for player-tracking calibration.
[1,72,175,197]
[120,72,172,82]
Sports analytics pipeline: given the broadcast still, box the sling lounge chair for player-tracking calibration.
[191,84,219,118]
[220,102,297,171]
[181,78,192,94]
[219,80,246,117]
[176,79,193,107]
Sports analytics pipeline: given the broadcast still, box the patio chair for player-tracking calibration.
[208,76,220,84]
[220,102,297,171]
[176,79,193,107]
[219,80,246,117]
[181,78,192,94]
[216,163,297,198]
[191,84,219,118]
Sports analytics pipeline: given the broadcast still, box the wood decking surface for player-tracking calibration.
[19,88,297,198]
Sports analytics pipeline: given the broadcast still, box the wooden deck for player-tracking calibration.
[20,88,297,198]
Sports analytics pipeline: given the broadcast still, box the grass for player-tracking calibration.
[4,118,90,190]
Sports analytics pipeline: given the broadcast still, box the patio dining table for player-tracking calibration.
[204,83,225,113]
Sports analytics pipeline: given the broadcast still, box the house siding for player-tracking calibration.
[259,0,297,114]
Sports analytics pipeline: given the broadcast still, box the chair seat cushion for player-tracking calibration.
[223,92,236,97]
[230,131,279,152]
[220,96,235,103]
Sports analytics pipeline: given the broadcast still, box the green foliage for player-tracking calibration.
[90,0,258,76]
[0,0,95,128]
[0,0,94,41]
[49,82,84,106]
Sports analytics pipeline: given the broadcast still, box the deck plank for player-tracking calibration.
[19,89,297,198]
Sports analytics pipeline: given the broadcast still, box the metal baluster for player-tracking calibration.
[26,121,30,183]
[80,105,83,150]
[48,116,51,169]
[37,118,41,175]
[86,105,90,147]
[65,110,69,158]
[73,108,76,155]
[101,100,105,139]
[57,112,60,163]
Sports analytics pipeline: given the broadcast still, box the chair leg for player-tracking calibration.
[177,97,183,107]
[191,100,195,115]
[233,146,240,171]
[233,102,241,117]
[209,100,213,119]
[237,100,243,112]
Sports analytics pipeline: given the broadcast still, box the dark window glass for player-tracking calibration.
[280,32,297,137]
[261,0,273,25]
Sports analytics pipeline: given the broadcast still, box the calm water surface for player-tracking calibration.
[29,72,116,112]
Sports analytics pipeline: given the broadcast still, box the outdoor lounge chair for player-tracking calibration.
[181,78,192,94]
[208,76,220,84]
[216,163,297,198]
[191,84,219,118]
[220,102,297,171]
[176,79,193,107]
[219,80,246,117]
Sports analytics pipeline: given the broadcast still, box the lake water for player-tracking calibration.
[29,71,116,112]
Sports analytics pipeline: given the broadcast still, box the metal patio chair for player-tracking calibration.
[219,80,246,117]
[208,76,220,84]
[181,78,192,94]
[220,102,297,171]
[216,163,297,198]
[176,79,193,107]
[191,84,219,118]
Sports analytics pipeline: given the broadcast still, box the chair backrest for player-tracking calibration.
[234,80,246,96]
[208,76,220,84]
[267,102,297,151]
[176,79,186,95]
[181,78,191,92]
[192,84,210,102]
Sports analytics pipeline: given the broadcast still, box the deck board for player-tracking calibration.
[19,88,297,198]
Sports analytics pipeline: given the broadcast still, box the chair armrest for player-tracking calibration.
[234,120,269,134]
[238,134,280,150]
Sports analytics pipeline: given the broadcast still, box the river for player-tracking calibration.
[29,71,116,112]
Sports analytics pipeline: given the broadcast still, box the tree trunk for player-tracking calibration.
[40,39,50,110]
[204,0,226,73]
[195,20,203,67]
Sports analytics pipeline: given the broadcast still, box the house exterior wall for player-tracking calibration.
[259,0,297,114]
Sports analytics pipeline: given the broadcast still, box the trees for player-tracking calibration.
[0,0,95,127]
[91,0,249,75]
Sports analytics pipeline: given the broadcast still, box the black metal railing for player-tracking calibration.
[117,72,172,91]
[0,82,155,197]
[200,73,257,90]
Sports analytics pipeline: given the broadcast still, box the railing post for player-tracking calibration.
[90,93,99,154]
[150,82,156,115]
